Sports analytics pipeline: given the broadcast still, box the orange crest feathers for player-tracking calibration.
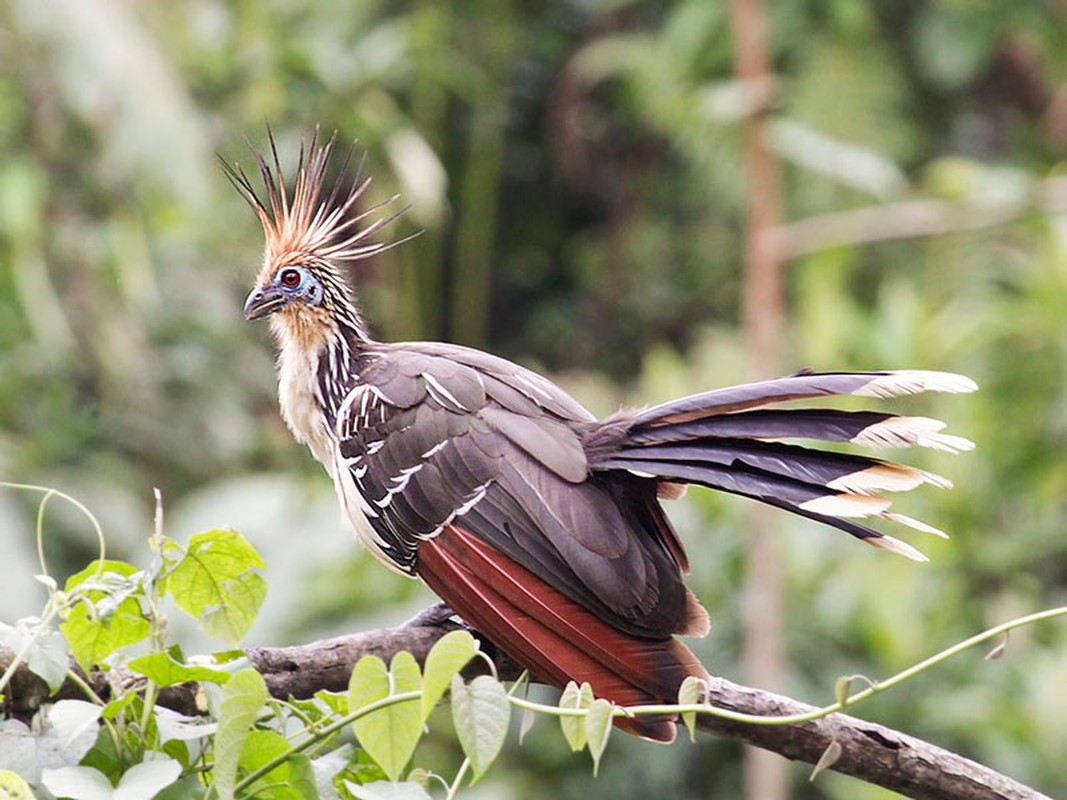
[223,128,408,282]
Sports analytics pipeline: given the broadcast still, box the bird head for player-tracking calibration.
[242,263,324,320]
[224,129,405,340]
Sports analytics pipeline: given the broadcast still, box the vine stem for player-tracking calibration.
[445,758,471,800]
[63,668,106,707]
[0,482,101,697]
[0,480,111,694]
[35,490,56,580]
[139,489,170,736]
[508,605,1067,726]
[1,482,108,572]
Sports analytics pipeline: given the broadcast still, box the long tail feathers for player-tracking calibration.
[417,525,710,742]
[600,370,976,561]
[633,370,976,425]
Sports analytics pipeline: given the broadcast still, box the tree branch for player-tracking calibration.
[0,608,1049,800]
[772,175,1067,260]
[695,679,1047,800]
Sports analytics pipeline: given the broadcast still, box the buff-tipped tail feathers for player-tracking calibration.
[595,369,975,562]
[851,370,977,398]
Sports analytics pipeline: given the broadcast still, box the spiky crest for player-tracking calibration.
[221,127,408,287]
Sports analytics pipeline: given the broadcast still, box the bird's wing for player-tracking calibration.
[332,344,709,740]
[332,343,696,636]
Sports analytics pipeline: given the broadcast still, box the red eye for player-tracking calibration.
[280,268,301,287]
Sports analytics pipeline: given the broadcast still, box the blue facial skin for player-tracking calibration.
[244,265,324,319]
[276,266,324,307]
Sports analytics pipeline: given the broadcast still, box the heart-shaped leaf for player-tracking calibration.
[349,653,423,782]
[451,675,509,782]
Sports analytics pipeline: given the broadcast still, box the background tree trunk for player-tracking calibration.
[729,0,789,797]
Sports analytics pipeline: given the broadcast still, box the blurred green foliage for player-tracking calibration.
[1,0,1066,797]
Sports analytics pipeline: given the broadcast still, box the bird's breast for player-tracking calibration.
[276,339,336,471]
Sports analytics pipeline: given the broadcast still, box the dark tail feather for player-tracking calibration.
[633,370,976,426]
[418,525,710,742]
[594,370,975,560]
[628,408,973,453]
[599,452,931,560]
[608,438,952,493]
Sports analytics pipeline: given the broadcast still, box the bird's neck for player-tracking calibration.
[270,307,372,471]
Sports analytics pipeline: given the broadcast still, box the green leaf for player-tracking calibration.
[160,740,191,772]
[78,719,124,783]
[349,653,422,782]
[834,675,851,708]
[239,727,288,764]
[283,754,318,800]
[584,698,613,776]
[59,561,151,671]
[127,651,232,688]
[558,681,593,752]
[404,767,432,791]
[834,674,875,709]
[60,601,150,675]
[346,749,389,785]
[314,689,348,717]
[61,560,131,597]
[165,530,266,643]
[239,730,317,800]
[101,689,138,721]
[420,630,478,721]
[809,739,843,782]
[518,707,536,744]
[287,696,330,728]
[213,668,268,800]
[450,674,509,782]
[0,769,36,800]
[155,773,207,800]
[677,675,704,743]
[212,649,247,664]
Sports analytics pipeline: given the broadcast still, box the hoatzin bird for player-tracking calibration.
[228,132,975,742]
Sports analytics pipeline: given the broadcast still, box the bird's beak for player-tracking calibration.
[243,285,287,320]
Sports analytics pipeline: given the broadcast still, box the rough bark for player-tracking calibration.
[695,679,1049,800]
[0,607,1050,800]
